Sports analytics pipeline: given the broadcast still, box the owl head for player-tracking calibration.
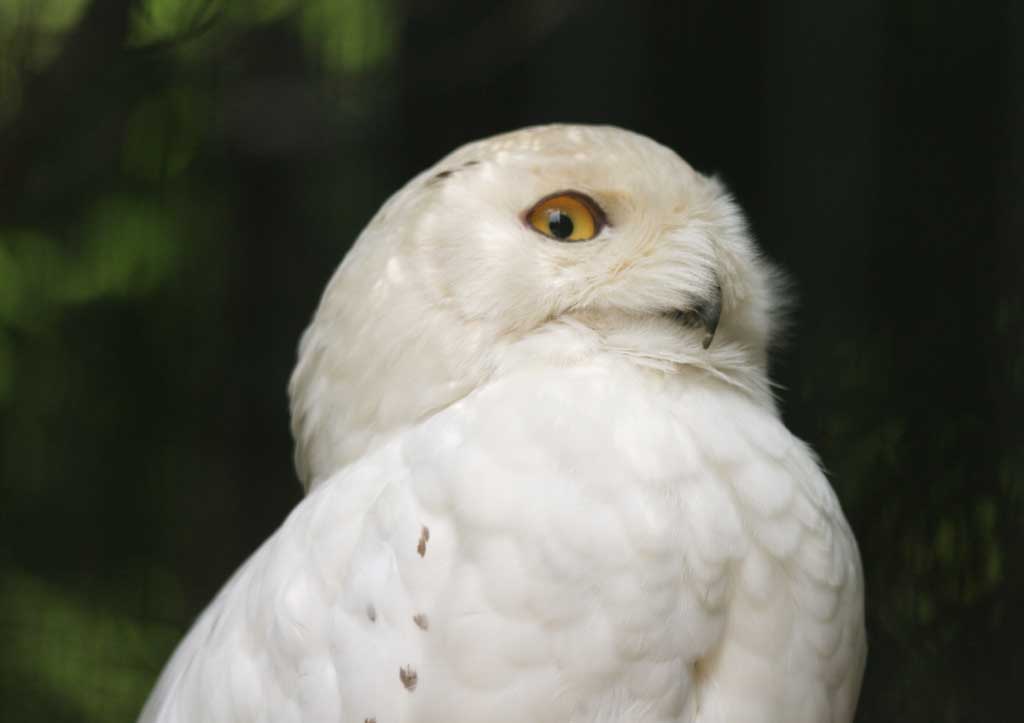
[290,125,787,489]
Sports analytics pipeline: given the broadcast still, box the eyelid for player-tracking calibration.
[527,190,607,229]
[522,190,608,242]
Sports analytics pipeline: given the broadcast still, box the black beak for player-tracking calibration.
[666,278,721,349]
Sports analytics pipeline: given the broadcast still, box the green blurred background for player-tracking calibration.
[0,1,1020,721]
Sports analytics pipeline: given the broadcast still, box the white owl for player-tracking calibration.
[140,125,865,723]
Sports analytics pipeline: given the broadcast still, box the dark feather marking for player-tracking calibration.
[400,665,418,691]
[413,613,429,630]
[417,526,430,557]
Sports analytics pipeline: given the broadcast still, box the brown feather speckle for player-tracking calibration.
[413,613,429,630]
[417,526,430,557]
[400,665,418,691]
[366,604,376,622]
[427,170,453,185]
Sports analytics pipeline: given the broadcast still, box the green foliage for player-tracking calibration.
[128,0,221,46]
[121,89,209,181]
[298,0,397,74]
[0,0,91,33]
[66,195,181,301]
[127,0,398,74]
[0,1,401,719]
[0,0,90,124]
[0,567,184,722]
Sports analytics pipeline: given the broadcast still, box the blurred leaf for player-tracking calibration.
[27,0,91,33]
[0,229,67,330]
[299,0,398,75]
[62,195,181,303]
[222,0,296,24]
[0,567,184,723]
[129,0,220,46]
[0,0,88,35]
[122,88,208,181]
[0,0,90,125]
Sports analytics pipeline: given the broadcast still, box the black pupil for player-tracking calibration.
[547,209,574,239]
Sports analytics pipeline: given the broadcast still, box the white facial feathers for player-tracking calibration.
[289,124,787,490]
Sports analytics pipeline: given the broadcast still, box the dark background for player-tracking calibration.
[0,1,1020,720]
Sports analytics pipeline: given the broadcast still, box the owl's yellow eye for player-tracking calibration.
[526,191,604,242]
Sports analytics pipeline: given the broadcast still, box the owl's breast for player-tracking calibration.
[389,359,863,723]
[388,362,742,722]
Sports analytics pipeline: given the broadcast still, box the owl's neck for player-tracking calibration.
[497,316,776,409]
[289,310,774,493]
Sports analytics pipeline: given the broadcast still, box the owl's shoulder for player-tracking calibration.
[143,360,864,723]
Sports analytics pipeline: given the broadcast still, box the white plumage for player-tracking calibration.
[140,125,865,723]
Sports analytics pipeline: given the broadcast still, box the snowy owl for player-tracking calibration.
[140,125,865,723]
